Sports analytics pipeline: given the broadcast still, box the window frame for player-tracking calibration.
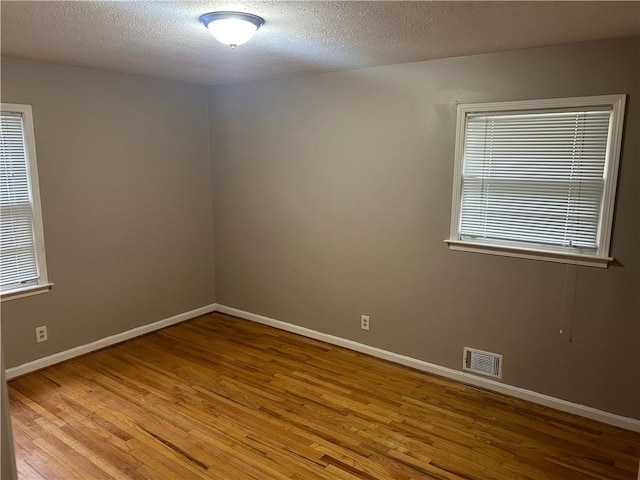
[445,95,626,268]
[0,103,52,301]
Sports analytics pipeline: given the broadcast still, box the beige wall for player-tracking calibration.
[1,58,215,368]
[209,37,640,418]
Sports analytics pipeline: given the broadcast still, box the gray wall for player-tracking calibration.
[209,37,640,418]
[1,38,638,420]
[1,58,215,368]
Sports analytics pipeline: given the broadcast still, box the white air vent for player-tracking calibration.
[463,347,502,379]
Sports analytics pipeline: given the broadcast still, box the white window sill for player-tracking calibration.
[1,283,54,302]
[444,240,612,268]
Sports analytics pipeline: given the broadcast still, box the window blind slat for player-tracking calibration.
[0,111,40,290]
[459,108,611,251]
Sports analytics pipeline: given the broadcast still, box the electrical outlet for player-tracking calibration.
[360,315,370,331]
[36,326,48,343]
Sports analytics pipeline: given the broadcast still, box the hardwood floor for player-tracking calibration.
[9,312,640,480]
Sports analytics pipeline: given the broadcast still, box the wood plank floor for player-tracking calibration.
[9,312,640,480]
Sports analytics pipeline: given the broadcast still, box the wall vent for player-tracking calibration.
[463,347,502,379]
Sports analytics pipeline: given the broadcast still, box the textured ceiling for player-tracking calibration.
[1,1,639,86]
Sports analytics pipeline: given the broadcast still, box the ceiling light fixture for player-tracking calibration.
[200,11,264,48]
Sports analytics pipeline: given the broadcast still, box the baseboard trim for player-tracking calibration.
[215,304,640,432]
[6,301,639,432]
[6,303,218,380]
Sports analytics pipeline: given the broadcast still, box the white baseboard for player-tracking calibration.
[5,303,218,380]
[6,301,639,432]
[215,304,640,433]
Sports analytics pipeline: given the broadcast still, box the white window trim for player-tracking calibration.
[445,94,626,268]
[0,103,52,301]
[1,283,54,302]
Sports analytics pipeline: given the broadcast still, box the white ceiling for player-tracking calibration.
[1,1,639,86]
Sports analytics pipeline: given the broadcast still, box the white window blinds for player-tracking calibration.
[0,111,40,291]
[459,107,612,252]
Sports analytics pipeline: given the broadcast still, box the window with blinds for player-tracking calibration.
[447,95,626,268]
[0,104,49,298]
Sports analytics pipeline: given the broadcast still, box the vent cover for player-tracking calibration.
[463,347,502,379]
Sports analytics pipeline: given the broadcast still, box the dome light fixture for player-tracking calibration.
[200,11,265,48]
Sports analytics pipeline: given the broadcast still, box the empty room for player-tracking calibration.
[1,1,639,479]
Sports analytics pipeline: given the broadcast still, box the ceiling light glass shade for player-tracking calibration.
[200,12,264,48]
